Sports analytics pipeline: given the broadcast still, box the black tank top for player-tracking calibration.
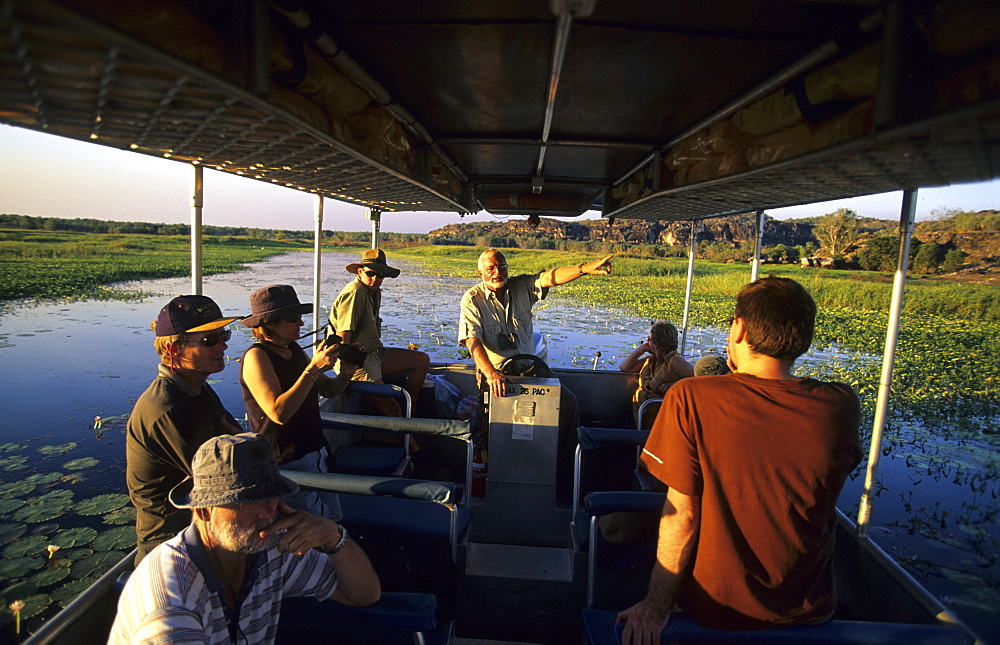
[240,342,326,463]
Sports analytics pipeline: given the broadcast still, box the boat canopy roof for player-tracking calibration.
[1,0,998,222]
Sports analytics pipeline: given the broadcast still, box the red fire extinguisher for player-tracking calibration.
[471,447,487,498]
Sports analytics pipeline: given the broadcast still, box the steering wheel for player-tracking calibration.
[498,354,552,378]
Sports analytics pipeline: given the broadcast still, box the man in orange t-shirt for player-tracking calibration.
[618,276,862,642]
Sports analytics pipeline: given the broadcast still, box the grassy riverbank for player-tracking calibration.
[0,229,310,301]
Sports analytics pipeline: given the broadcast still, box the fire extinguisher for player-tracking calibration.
[471,447,487,498]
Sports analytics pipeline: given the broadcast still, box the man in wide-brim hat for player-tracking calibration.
[111,433,380,643]
[127,294,247,565]
[330,248,429,416]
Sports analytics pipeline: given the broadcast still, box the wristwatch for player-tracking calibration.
[317,524,350,555]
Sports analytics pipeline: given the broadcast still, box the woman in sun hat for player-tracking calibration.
[329,249,429,417]
[240,285,358,521]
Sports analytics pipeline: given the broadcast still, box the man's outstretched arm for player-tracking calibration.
[539,254,613,288]
[617,487,700,645]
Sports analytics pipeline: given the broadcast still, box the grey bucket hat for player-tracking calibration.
[169,433,299,509]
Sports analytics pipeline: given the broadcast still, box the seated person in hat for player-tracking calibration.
[618,320,695,430]
[241,285,358,522]
[110,433,380,644]
[330,249,429,417]
[127,295,246,565]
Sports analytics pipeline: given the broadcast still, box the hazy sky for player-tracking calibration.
[2,123,997,234]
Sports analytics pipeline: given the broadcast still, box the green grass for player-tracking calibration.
[394,245,1000,431]
[0,229,310,301]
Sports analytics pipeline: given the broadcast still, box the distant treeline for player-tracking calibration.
[0,214,429,245]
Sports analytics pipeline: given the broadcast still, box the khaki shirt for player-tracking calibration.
[458,273,547,368]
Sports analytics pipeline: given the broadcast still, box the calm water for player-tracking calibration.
[0,251,996,639]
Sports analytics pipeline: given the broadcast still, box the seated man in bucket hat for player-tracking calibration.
[111,433,380,644]
[127,294,247,565]
[330,248,429,417]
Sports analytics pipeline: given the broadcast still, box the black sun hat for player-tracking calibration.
[241,285,313,328]
[155,295,245,337]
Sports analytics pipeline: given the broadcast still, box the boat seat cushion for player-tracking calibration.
[581,609,972,644]
[333,445,406,475]
[339,493,472,545]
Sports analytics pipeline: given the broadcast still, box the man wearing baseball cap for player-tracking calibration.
[126,295,247,564]
[111,433,380,643]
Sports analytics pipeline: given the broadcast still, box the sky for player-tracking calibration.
[2,123,997,234]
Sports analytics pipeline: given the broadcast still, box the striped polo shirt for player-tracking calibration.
[109,525,338,644]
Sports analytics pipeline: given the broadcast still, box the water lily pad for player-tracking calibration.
[29,523,59,536]
[0,481,35,497]
[37,443,77,455]
[91,526,134,552]
[62,458,98,471]
[30,567,69,587]
[75,494,129,516]
[71,551,123,579]
[17,592,53,620]
[0,499,25,515]
[36,490,73,503]
[0,455,29,471]
[0,443,26,453]
[102,506,135,525]
[11,496,71,523]
[52,527,97,549]
[0,557,44,578]
[24,472,64,486]
[0,581,38,604]
[52,577,98,608]
[60,473,85,484]
[58,548,92,562]
[2,535,49,558]
[0,523,27,546]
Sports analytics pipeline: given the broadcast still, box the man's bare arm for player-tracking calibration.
[539,254,614,288]
[466,336,508,397]
[617,487,700,645]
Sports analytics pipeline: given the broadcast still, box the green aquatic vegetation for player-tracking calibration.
[12,503,68,524]
[58,548,92,562]
[0,525,26,547]
[0,558,43,578]
[2,536,49,559]
[0,444,26,453]
[52,577,99,608]
[0,482,35,498]
[51,527,97,549]
[71,552,123,580]
[74,494,129,516]
[91,526,134,552]
[0,456,28,471]
[37,443,77,455]
[29,567,69,587]
[23,473,64,486]
[0,500,24,515]
[101,506,135,525]
[62,458,98,471]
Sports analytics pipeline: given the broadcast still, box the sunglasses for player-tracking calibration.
[363,270,380,278]
[180,328,232,347]
[284,315,303,324]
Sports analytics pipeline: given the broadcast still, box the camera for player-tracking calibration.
[335,343,368,366]
[496,331,518,351]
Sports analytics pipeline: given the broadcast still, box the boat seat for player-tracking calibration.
[581,608,972,645]
[332,445,408,476]
[585,491,665,609]
[278,592,449,645]
[571,427,650,552]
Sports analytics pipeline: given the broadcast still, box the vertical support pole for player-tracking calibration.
[368,208,382,249]
[857,189,917,537]
[750,209,765,283]
[190,164,203,295]
[312,194,324,351]
[680,220,697,355]
[873,1,905,130]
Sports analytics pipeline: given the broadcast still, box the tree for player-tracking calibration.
[913,241,941,272]
[942,248,966,273]
[813,208,860,259]
[857,236,899,271]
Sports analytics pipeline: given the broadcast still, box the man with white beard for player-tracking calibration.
[110,434,380,644]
